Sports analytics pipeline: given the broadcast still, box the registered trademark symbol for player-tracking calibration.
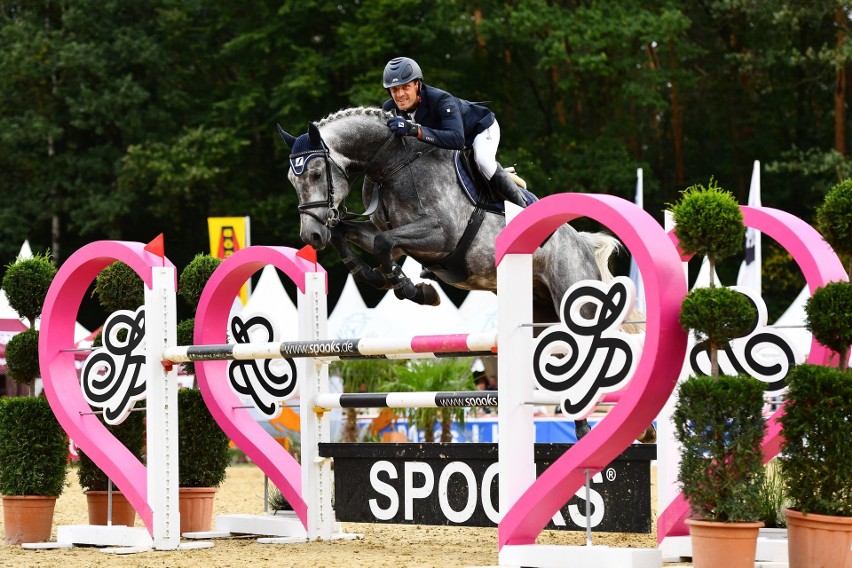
[605,468,616,482]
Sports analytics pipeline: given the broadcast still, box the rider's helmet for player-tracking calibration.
[382,57,423,88]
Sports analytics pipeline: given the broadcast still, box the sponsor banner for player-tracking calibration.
[319,443,655,533]
[207,217,251,304]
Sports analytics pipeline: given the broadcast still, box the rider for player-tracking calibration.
[381,56,530,209]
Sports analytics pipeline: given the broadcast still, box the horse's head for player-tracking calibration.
[277,122,350,250]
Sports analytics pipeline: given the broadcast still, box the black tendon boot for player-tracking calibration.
[489,164,528,209]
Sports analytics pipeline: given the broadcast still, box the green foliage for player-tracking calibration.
[757,461,787,528]
[672,374,767,522]
[77,411,146,492]
[816,178,852,272]
[780,364,852,517]
[176,318,196,375]
[804,282,852,370]
[2,252,55,325]
[670,179,744,279]
[679,286,756,351]
[0,396,68,496]
[4,328,40,385]
[178,254,222,310]
[379,359,470,443]
[93,262,144,313]
[177,388,230,488]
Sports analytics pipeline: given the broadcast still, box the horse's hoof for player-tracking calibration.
[417,283,440,306]
[574,419,591,440]
[637,424,656,444]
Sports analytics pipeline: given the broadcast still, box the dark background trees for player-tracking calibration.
[2,1,849,327]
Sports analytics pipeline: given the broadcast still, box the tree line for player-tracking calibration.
[2,1,849,324]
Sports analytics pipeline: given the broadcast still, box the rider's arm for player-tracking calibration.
[416,89,465,150]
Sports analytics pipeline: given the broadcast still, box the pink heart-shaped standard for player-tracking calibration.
[193,246,324,528]
[39,241,176,534]
[494,193,688,548]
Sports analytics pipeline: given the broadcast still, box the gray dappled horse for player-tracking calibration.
[278,107,623,439]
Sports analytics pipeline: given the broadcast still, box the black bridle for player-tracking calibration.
[292,132,428,228]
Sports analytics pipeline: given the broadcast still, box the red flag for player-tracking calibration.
[296,245,317,270]
[144,233,165,266]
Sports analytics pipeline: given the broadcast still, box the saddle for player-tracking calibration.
[453,149,533,212]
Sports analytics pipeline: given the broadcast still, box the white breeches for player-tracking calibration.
[472,120,500,180]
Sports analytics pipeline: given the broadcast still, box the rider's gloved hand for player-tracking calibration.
[387,116,419,138]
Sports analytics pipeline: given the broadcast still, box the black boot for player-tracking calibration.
[489,165,528,208]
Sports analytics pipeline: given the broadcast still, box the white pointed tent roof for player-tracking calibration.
[772,285,812,359]
[327,274,373,339]
[458,290,498,334]
[239,264,299,340]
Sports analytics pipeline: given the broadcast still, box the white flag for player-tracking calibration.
[628,168,646,313]
[737,161,762,293]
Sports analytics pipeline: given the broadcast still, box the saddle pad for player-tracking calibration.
[453,152,537,210]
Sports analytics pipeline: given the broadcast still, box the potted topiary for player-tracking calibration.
[778,179,852,568]
[176,254,231,534]
[0,252,68,545]
[76,411,145,526]
[670,180,767,568]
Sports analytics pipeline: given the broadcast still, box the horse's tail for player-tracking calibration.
[581,231,645,334]
[580,231,621,283]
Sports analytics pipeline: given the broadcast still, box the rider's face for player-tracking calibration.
[389,81,419,112]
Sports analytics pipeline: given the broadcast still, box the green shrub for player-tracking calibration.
[816,178,852,270]
[176,318,196,375]
[177,388,230,488]
[679,286,756,352]
[673,374,767,522]
[780,364,852,517]
[77,411,146,492]
[0,397,68,496]
[2,252,56,325]
[178,254,221,310]
[4,328,40,385]
[670,179,744,280]
[804,282,852,370]
[93,261,144,312]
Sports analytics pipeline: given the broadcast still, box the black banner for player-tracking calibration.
[318,443,655,533]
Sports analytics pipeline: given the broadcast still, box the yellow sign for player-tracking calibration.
[207,217,251,304]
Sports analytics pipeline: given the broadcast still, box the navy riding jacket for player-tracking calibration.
[383,83,495,150]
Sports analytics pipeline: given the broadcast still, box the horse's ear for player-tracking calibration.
[276,123,297,149]
[308,122,323,146]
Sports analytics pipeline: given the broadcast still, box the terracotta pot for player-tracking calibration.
[784,508,852,568]
[178,487,217,534]
[2,495,57,545]
[85,490,137,526]
[686,518,763,568]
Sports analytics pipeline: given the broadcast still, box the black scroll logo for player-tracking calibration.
[533,278,638,418]
[81,307,147,425]
[689,289,796,394]
[228,314,298,418]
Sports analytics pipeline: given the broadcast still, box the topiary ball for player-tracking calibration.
[93,261,144,313]
[805,281,852,362]
[816,178,852,265]
[179,254,222,310]
[2,253,56,324]
[176,318,196,375]
[670,179,744,265]
[679,287,756,348]
[5,328,40,385]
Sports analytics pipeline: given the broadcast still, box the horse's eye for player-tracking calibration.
[308,169,322,183]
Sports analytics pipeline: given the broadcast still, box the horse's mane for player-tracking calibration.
[316,106,387,127]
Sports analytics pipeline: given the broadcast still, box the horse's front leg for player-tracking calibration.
[328,226,391,290]
[372,220,444,306]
